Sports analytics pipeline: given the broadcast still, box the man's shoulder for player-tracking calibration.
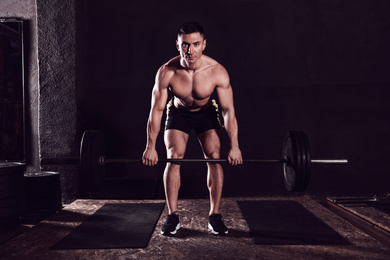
[156,57,180,80]
[203,55,219,66]
[201,56,230,86]
[162,56,181,70]
[202,56,228,75]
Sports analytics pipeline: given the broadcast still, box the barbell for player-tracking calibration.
[40,130,347,194]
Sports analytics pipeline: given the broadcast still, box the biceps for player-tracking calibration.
[216,85,235,113]
[151,86,168,113]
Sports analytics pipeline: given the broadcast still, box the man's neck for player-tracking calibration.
[181,57,203,72]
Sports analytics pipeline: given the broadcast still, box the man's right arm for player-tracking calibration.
[142,66,170,166]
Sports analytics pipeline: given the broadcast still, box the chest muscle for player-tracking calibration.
[170,72,215,101]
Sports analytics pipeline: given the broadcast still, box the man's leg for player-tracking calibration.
[198,129,228,235]
[197,129,223,215]
[163,129,189,214]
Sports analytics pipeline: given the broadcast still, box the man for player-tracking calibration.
[142,22,242,236]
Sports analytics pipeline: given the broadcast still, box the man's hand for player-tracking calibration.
[142,148,159,166]
[227,147,243,165]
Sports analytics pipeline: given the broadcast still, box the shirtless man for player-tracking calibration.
[142,22,242,236]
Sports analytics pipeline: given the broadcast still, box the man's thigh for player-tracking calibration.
[164,129,190,157]
[197,129,222,158]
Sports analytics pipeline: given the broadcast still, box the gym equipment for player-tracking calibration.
[41,130,348,193]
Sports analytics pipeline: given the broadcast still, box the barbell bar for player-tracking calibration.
[40,130,348,194]
[102,158,347,164]
[41,157,347,164]
[41,158,347,164]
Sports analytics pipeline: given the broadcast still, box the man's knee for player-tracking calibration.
[206,152,223,171]
[167,148,185,159]
[204,148,221,159]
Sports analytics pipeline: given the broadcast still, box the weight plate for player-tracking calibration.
[297,131,311,192]
[25,201,62,211]
[25,184,61,193]
[0,173,23,184]
[80,130,106,194]
[0,162,26,176]
[283,131,311,192]
[24,171,60,184]
[80,131,92,194]
[283,132,296,192]
[25,191,61,201]
[0,163,24,191]
[0,182,22,191]
[292,131,304,191]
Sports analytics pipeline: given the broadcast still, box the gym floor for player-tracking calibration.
[1,196,390,260]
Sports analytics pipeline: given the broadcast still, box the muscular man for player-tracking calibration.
[142,22,242,236]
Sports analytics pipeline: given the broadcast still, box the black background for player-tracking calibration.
[78,0,390,198]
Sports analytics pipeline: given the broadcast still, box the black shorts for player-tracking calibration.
[165,99,222,135]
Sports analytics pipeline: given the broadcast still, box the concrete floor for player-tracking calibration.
[1,196,390,260]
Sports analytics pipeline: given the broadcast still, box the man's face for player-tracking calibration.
[176,32,206,65]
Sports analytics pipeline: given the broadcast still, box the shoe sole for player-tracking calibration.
[208,223,228,235]
[161,223,180,236]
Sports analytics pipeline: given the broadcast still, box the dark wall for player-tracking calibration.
[37,0,80,203]
[0,0,40,171]
[79,0,390,198]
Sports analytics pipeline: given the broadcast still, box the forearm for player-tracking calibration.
[223,110,240,148]
[145,110,163,149]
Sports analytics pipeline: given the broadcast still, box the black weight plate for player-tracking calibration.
[0,173,23,184]
[0,163,24,188]
[25,197,61,207]
[25,183,61,194]
[24,172,61,194]
[80,130,106,194]
[25,201,62,211]
[291,131,305,192]
[0,181,23,191]
[283,131,309,192]
[26,193,61,202]
[296,131,311,192]
[0,162,26,176]
[283,132,296,192]
[25,180,61,192]
[25,185,61,194]
[80,130,92,194]
[91,130,105,192]
[24,171,60,184]
[283,131,311,192]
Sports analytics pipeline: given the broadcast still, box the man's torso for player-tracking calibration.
[163,55,223,111]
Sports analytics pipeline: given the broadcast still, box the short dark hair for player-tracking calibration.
[178,22,205,39]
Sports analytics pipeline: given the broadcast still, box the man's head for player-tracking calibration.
[177,22,206,40]
[176,22,206,67]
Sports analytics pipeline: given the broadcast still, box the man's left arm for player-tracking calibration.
[215,66,243,165]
